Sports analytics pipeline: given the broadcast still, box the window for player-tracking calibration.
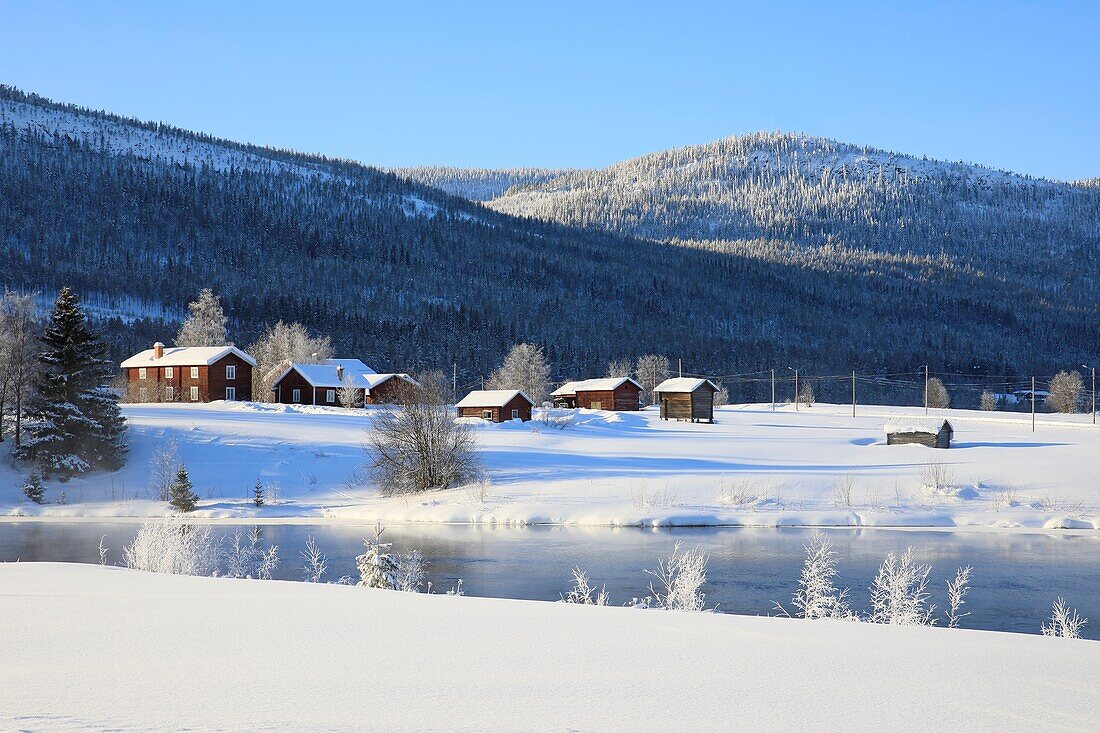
[138,367,147,379]
[165,386,175,401]
[225,386,236,401]
[590,401,602,410]
[164,366,173,379]
[190,386,199,401]
[292,388,301,403]
[482,410,493,420]
[190,366,199,379]
[226,364,236,380]
[138,387,148,401]
[326,389,336,403]
[511,409,520,419]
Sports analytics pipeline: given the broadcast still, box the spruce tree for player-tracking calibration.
[169,465,199,512]
[253,479,264,507]
[176,288,228,347]
[16,287,127,477]
[22,473,45,504]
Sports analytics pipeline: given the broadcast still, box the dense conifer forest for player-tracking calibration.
[2,86,1096,403]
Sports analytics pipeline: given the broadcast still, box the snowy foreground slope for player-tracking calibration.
[1,563,1096,732]
[1,401,1098,530]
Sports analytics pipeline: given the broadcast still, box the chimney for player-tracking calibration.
[311,352,319,361]
[336,364,344,381]
[153,342,164,359]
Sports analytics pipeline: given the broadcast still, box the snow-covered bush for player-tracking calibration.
[562,567,610,606]
[643,542,708,612]
[223,528,279,579]
[945,566,972,628]
[1046,371,1084,414]
[868,548,935,625]
[798,381,815,408]
[1042,598,1087,639]
[396,549,427,592]
[123,519,219,576]
[790,534,851,620]
[301,535,327,582]
[356,527,401,589]
[979,390,998,411]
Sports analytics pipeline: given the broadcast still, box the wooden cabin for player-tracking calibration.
[361,373,420,404]
[121,342,255,403]
[654,377,719,423]
[455,390,533,422]
[271,359,378,407]
[554,377,642,411]
[884,420,953,448]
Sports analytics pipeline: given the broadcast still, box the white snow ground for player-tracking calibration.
[1,401,1097,530]
[0,563,1096,732]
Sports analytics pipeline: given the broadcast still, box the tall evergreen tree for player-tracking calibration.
[169,465,199,512]
[176,288,228,347]
[16,287,127,477]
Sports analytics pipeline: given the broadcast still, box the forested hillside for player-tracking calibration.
[1,86,1096,399]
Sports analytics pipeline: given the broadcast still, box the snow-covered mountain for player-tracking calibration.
[2,86,1096,386]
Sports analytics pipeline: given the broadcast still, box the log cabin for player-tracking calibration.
[654,377,719,423]
[455,390,533,422]
[884,420,953,448]
[121,342,256,403]
[563,377,643,411]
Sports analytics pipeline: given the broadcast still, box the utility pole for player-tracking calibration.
[794,369,799,412]
[924,365,929,415]
[852,370,856,418]
[452,363,457,397]
[771,369,776,412]
[678,358,682,378]
[1032,376,1036,433]
[1094,367,1097,426]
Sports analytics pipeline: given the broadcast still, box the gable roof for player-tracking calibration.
[274,359,377,389]
[362,373,419,392]
[121,345,256,368]
[654,377,719,394]
[455,389,533,408]
[554,377,642,395]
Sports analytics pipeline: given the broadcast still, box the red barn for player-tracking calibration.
[556,377,642,411]
[121,342,255,403]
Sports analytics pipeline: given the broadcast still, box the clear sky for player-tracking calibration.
[1,1,1096,179]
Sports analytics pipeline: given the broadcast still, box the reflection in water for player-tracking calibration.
[1,522,1097,638]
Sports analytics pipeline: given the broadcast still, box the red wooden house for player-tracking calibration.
[121,342,256,403]
[455,390,533,422]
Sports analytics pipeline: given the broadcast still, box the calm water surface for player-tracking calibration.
[2,522,1097,638]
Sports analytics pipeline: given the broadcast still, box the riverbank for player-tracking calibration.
[1,401,1097,531]
[0,562,1096,731]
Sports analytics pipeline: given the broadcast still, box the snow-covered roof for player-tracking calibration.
[456,389,533,408]
[653,377,719,393]
[361,373,418,391]
[554,377,642,395]
[884,419,952,436]
[551,381,586,397]
[121,345,256,368]
[275,359,377,388]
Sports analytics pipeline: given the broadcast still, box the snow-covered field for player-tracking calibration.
[2,401,1098,530]
[0,562,1096,732]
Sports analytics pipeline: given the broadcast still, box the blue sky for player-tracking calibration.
[1,1,1096,179]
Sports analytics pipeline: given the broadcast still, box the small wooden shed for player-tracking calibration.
[456,389,533,422]
[567,377,643,411]
[884,420,953,449]
[654,377,720,423]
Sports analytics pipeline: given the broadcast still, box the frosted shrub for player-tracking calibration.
[1042,598,1087,639]
[396,549,427,592]
[945,566,972,628]
[643,542,708,612]
[222,527,279,579]
[301,535,327,582]
[791,534,851,620]
[868,548,935,626]
[356,527,401,589]
[561,567,610,606]
[123,519,219,576]
[979,390,998,411]
[926,377,950,409]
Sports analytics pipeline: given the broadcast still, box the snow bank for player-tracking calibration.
[1,401,1097,531]
[0,563,1096,731]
